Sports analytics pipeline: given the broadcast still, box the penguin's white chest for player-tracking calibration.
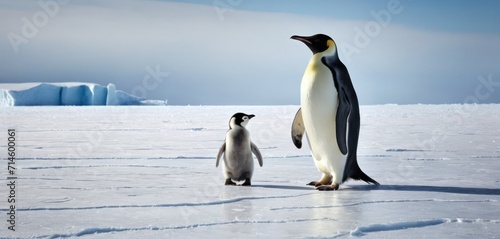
[301,60,337,117]
[300,57,347,181]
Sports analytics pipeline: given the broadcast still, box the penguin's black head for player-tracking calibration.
[229,112,255,129]
[291,34,335,55]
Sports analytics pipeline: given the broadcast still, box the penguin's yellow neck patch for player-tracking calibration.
[327,39,335,48]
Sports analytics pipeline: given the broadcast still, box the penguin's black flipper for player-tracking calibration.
[335,88,350,155]
[291,108,305,149]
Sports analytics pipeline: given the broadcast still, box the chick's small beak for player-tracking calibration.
[248,114,255,119]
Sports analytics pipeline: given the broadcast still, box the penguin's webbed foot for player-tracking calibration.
[225,178,237,186]
[307,181,321,186]
[307,180,331,187]
[316,184,340,191]
[241,178,251,186]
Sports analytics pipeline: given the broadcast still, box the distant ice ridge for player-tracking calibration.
[0,82,166,106]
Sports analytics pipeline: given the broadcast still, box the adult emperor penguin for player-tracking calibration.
[216,113,263,186]
[290,34,379,190]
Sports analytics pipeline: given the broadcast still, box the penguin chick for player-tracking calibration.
[216,113,263,186]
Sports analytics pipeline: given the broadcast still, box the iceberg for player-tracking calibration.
[0,82,165,106]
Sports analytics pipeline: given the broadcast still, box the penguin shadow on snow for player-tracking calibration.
[231,184,500,195]
[251,184,313,191]
[345,184,500,196]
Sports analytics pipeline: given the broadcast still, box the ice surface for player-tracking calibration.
[0,105,499,238]
[0,82,165,106]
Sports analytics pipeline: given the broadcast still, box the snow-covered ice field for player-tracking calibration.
[0,105,499,238]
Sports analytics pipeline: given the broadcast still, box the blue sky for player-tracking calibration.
[1,0,500,105]
[170,0,500,33]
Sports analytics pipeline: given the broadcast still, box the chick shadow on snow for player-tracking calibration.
[346,184,500,196]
